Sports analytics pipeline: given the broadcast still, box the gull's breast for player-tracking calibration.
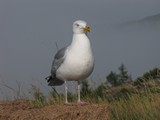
[56,47,94,81]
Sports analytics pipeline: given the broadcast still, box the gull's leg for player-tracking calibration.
[77,81,89,106]
[77,81,81,103]
[65,81,68,104]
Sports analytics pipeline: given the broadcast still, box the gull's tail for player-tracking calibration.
[45,76,64,86]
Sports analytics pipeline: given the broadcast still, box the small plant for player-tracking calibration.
[48,87,63,104]
[67,91,77,102]
[81,80,93,98]
[95,83,107,101]
[30,84,46,107]
[0,80,24,100]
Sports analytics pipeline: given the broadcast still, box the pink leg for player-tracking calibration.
[77,81,89,106]
[77,81,81,103]
[65,81,68,104]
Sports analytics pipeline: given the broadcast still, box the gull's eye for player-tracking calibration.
[76,24,79,27]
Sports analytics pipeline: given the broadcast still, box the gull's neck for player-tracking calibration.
[70,33,91,51]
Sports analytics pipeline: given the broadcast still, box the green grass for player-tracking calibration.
[109,93,160,120]
[30,84,47,107]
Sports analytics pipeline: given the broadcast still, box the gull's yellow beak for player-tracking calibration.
[83,26,91,32]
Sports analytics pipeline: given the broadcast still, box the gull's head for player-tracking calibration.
[73,20,91,34]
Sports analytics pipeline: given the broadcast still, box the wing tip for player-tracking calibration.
[45,76,64,86]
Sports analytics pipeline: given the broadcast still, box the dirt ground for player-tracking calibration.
[0,100,109,120]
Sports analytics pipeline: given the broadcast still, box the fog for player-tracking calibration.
[0,0,160,98]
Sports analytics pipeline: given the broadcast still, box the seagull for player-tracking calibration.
[45,20,94,105]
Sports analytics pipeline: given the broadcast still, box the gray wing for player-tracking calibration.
[51,46,68,78]
[45,46,68,86]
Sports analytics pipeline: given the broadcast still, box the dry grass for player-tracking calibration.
[0,100,109,120]
[109,90,160,120]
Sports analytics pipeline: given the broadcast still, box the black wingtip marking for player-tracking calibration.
[45,76,52,82]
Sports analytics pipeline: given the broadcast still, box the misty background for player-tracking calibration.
[0,0,160,99]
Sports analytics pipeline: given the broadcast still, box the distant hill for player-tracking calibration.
[117,13,160,30]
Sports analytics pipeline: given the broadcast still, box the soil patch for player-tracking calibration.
[0,100,109,120]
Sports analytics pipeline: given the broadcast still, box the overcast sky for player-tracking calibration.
[0,0,160,98]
